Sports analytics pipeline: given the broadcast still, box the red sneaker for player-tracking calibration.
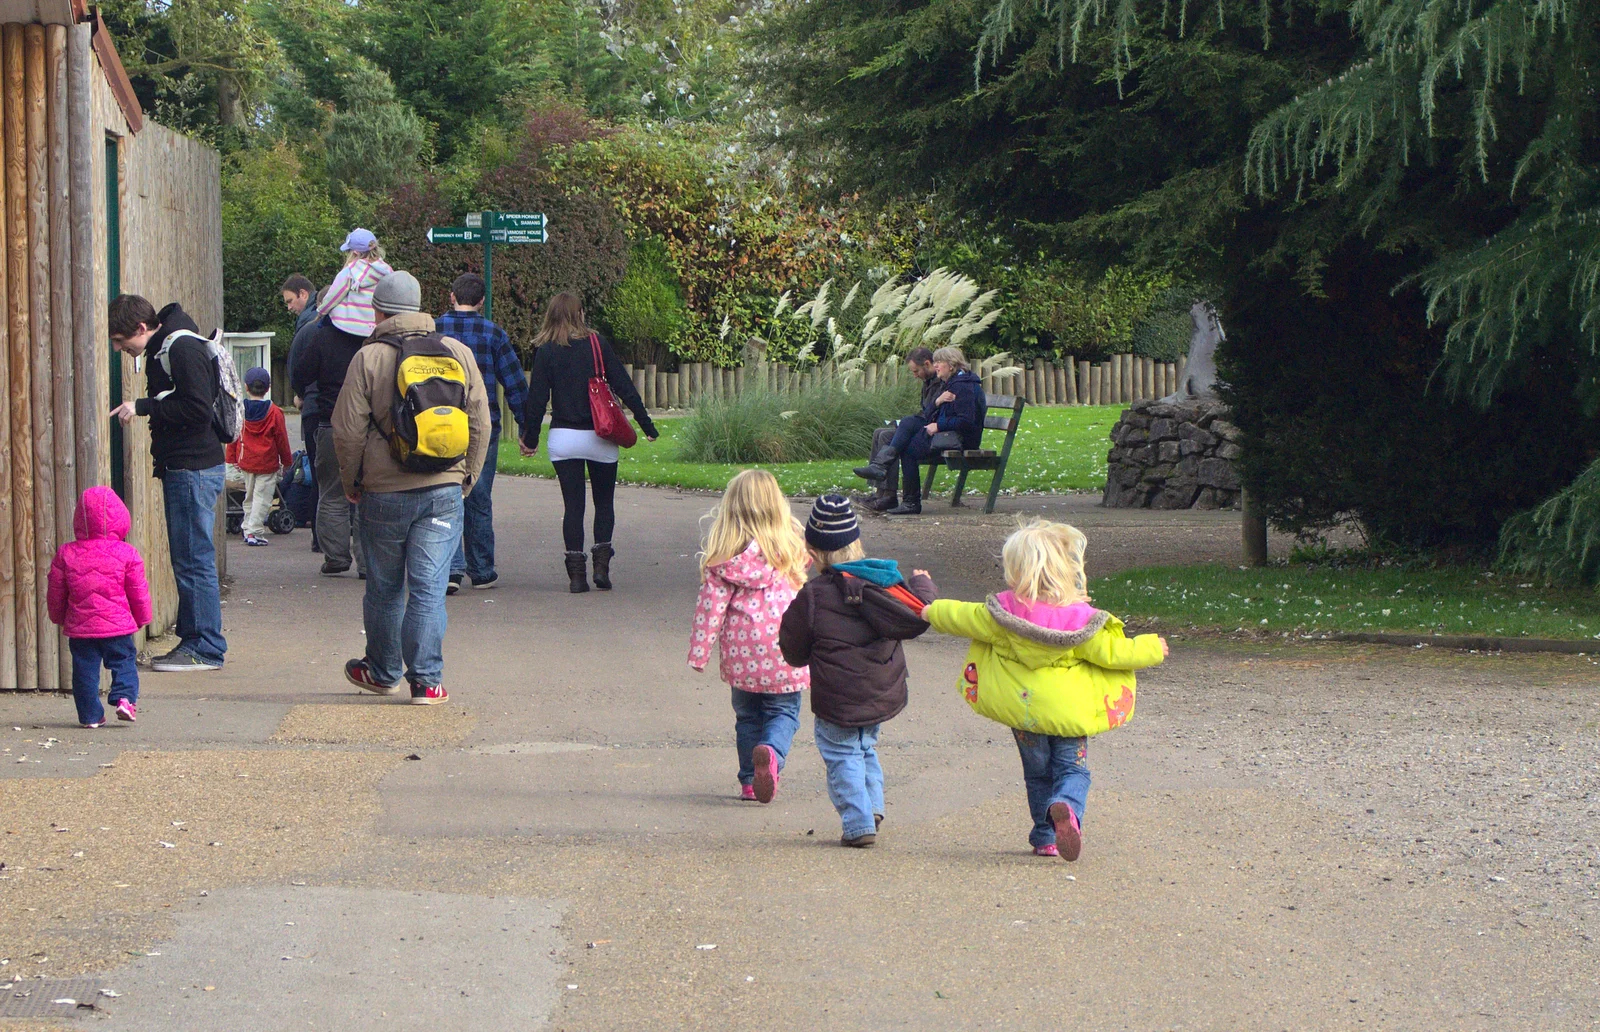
[410,683,449,706]
[114,699,137,722]
[345,658,402,696]
[1048,802,1082,861]
[752,744,779,804]
[1033,843,1059,857]
[739,784,757,801]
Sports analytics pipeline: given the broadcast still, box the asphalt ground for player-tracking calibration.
[2,473,1596,1030]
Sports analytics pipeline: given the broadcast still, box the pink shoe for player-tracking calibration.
[752,744,779,804]
[114,699,137,723]
[1033,843,1059,857]
[81,721,103,729]
[1048,802,1082,861]
[740,784,757,801]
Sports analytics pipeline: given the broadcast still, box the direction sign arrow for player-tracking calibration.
[494,212,545,230]
[426,226,483,244]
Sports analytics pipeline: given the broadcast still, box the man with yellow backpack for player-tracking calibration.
[331,270,492,705]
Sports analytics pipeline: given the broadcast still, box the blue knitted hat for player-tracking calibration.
[806,494,860,551]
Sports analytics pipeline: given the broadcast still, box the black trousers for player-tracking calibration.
[553,459,618,553]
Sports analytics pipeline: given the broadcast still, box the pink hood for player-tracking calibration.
[707,542,777,590]
[48,486,152,639]
[74,485,131,542]
[995,591,1099,632]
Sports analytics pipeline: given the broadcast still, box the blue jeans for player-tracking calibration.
[69,635,139,725]
[160,464,227,664]
[1014,730,1091,848]
[814,717,884,839]
[359,484,463,688]
[451,425,499,580]
[731,688,802,785]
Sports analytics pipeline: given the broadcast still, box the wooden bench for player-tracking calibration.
[919,393,1026,514]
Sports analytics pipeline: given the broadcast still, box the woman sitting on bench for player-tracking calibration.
[855,346,986,515]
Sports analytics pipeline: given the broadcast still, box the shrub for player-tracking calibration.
[677,381,919,464]
[1498,459,1600,586]
[220,144,345,345]
[1221,243,1600,554]
[602,238,689,365]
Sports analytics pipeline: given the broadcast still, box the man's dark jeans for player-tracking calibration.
[451,425,500,582]
[160,464,227,664]
[884,415,936,502]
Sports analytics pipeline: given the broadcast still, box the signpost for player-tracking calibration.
[424,210,548,321]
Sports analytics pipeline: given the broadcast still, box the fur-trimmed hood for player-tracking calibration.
[984,594,1110,667]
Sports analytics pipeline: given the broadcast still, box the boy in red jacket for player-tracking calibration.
[226,367,292,546]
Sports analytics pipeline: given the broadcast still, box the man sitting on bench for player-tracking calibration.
[853,346,986,515]
[855,347,943,512]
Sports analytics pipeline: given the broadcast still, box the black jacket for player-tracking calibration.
[286,317,322,422]
[917,375,946,419]
[521,333,657,446]
[134,303,224,475]
[779,566,938,728]
[290,319,367,428]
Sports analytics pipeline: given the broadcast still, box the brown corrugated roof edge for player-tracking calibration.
[49,0,144,133]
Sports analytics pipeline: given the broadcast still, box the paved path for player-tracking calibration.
[1,477,1596,1030]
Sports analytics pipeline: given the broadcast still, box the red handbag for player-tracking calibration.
[587,332,637,448]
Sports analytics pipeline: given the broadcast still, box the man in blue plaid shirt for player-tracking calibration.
[437,272,527,592]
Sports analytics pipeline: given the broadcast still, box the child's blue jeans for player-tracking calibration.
[1014,729,1091,848]
[731,688,802,785]
[814,717,884,839]
[69,635,139,726]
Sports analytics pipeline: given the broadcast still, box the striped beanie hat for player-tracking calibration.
[805,494,860,551]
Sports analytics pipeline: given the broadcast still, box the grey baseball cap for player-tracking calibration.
[371,270,422,315]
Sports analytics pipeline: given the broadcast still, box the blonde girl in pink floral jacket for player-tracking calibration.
[689,469,810,803]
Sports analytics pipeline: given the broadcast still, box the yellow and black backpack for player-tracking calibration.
[381,332,471,472]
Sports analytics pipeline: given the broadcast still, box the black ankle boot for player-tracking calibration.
[591,542,614,590]
[886,497,922,515]
[564,551,590,593]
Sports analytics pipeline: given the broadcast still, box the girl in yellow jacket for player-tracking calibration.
[925,519,1166,861]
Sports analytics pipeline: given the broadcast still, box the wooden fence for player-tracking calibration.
[607,354,1188,411]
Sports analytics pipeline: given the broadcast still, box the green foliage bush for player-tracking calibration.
[677,381,919,464]
[1221,246,1600,554]
[1498,460,1600,587]
[220,144,346,345]
[601,238,688,365]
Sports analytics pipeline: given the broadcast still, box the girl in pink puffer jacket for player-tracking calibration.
[47,486,153,728]
[689,470,810,803]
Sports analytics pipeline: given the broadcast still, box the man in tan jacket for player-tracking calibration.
[331,270,492,705]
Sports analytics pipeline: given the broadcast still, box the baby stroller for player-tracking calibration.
[224,469,298,537]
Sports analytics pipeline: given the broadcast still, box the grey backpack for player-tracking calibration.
[156,328,246,444]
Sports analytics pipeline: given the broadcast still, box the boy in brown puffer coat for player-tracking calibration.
[779,495,937,847]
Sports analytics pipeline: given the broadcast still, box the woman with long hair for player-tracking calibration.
[520,292,658,592]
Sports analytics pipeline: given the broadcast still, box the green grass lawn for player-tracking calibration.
[497,405,1119,496]
[1092,562,1600,641]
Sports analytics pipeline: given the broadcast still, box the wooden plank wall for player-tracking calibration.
[117,118,223,640]
[0,22,219,688]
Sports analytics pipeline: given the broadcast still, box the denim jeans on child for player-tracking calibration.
[731,687,802,785]
[160,464,228,665]
[814,717,885,839]
[451,425,499,582]
[1013,729,1091,848]
[69,635,139,725]
[359,484,463,688]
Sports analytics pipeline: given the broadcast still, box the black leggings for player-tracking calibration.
[552,459,617,553]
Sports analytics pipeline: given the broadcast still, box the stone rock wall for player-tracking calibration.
[1104,398,1242,509]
